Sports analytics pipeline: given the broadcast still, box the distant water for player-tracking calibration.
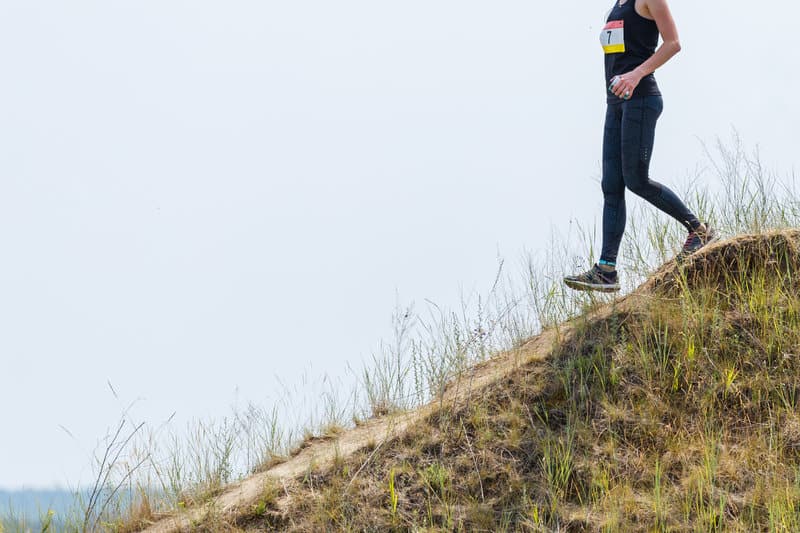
[0,489,78,528]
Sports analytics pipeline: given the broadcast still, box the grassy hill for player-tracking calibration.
[162,229,797,532]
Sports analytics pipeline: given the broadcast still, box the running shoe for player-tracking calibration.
[563,264,620,293]
[676,222,720,262]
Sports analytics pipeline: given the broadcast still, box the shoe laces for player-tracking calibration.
[684,224,708,247]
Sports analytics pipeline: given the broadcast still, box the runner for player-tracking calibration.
[564,0,718,293]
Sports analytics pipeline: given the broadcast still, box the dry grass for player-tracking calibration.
[208,230,800,531]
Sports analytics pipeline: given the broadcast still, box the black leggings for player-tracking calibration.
[600,95,700,264]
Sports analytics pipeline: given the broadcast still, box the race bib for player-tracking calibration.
[600,20,625,54]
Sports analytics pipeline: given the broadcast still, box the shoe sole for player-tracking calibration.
[563,279,620,293]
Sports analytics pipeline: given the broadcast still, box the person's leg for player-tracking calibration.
[566,96,718,292]
[563,104,624,292]
[620,95,701,231]
[600,103,626,266]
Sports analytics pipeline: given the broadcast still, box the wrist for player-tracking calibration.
[633,66,649,79]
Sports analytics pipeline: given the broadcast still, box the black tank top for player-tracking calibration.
[601,0,661,102]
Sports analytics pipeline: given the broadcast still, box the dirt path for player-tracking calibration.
[139,325,569,533]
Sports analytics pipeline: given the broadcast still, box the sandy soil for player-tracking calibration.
[139,326,567,533]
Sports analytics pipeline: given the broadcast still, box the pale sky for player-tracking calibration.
[1,1,797,489]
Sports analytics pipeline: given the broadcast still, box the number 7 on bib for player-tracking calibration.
[601,20,625,54]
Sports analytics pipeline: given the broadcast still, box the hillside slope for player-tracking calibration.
[139,229,800,532]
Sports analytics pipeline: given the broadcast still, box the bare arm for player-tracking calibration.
[634,0,681,77]
[610,0,681,98]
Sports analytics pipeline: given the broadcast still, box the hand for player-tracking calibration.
[610,69,643,100]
